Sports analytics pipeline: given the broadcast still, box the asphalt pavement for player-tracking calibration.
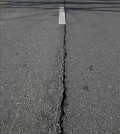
[0,0,120,134]
[0,0,64,134]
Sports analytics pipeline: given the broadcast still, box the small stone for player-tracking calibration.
[15,52,19,55]
[89,65,94,71]
[83,85,90,92]
[91,103,96,108]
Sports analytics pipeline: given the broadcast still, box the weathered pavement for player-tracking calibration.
[64,0,120,134]
[0,0,65,133]
[0,0,120,134]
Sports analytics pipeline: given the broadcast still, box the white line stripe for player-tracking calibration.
[59,6,66,24]
[0,2,6,4]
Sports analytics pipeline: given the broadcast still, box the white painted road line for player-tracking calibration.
[0,2,6,4]
[59,6,66,24]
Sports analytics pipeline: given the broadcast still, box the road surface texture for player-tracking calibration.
[64,0,120,134]
[0,0,120,134]
[0,0,64,133]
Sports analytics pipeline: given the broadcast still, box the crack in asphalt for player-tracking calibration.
[59,0,67,130]
[59,24,67,134]
[59,2,67,134]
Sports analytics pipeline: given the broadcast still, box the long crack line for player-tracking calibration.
[59,1,67,133]
[59,24,67,134]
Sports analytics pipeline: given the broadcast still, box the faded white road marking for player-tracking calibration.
[59,6,66,24]
[0,2,6,4]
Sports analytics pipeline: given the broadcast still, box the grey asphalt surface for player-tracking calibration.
[0,0,64,134]
[64,0,120,134]
[0,0,120,134]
